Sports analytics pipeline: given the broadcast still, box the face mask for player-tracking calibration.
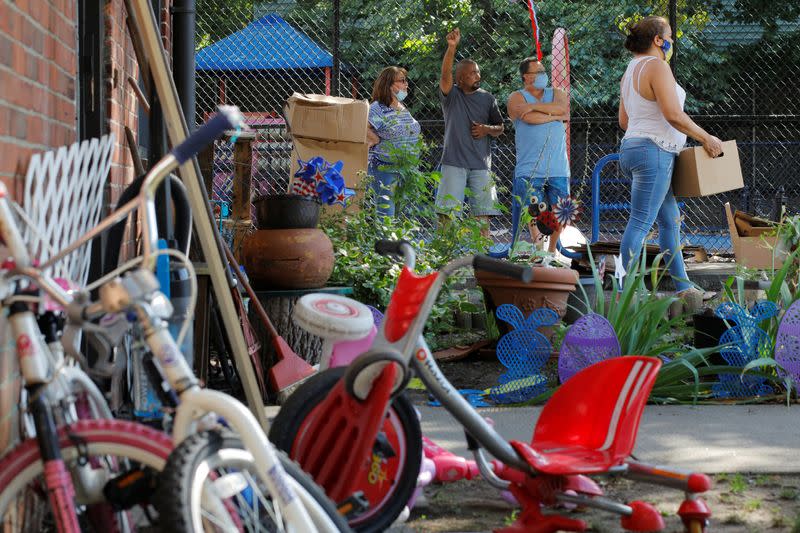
[396,89,408,102]
[533,73,548,89]
[661,40,673,63]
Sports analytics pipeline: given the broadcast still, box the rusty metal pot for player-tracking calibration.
[242,228,334,289]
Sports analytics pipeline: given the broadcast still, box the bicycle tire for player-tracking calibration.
[155,430,351,532]
[0,419,172,532]
[269,367,422,533]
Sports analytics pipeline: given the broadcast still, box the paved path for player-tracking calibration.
[418,404,800,473]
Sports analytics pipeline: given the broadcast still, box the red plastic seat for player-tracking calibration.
[510,356,661,475]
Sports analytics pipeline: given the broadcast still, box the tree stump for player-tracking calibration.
[249,287,354,377]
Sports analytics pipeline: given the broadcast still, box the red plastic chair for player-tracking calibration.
[499,356,666,533]
[510,356,662,475]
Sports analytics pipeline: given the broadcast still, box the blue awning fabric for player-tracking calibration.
[196,13,333,71]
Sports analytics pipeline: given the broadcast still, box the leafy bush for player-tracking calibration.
[320,140,492,345]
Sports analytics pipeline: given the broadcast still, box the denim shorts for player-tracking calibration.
[435,165,500,216]
[513,175,570,208]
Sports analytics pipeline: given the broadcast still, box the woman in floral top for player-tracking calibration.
[366,66,421,217]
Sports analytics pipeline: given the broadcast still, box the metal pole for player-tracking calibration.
[126,0,269,430]
[172,0,196,132]
[332,0,340,96]
[668,0,677,76]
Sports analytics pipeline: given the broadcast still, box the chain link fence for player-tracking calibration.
[195,0,800,254]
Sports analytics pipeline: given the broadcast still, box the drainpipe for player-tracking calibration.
[172,0,196,132]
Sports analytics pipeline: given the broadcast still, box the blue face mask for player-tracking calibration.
[396,89,408,102]
[533,73,548,89]
[661,40,673,62]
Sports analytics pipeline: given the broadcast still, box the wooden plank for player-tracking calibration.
[231,132,256,222]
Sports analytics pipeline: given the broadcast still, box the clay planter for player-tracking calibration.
[477,266,579,339]
[241,228,334,289]
[253,194,321,230]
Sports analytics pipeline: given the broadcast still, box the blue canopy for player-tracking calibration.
[196,14,333,71]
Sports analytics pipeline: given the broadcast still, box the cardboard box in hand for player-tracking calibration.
[673,140,743,197]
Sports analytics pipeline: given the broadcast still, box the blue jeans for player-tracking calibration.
[619,138,690,292]
[510,175,570,244]
[369,162,401,217]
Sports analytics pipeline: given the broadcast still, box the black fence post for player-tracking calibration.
[669,0,677,76]
[332,0,340,97]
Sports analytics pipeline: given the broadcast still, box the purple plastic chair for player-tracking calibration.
[558,313,621,383]
[775,299,800,393]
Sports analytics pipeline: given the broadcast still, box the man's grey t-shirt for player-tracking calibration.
[439,85,504,170]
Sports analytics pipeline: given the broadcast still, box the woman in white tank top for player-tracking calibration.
[617,16,723,309]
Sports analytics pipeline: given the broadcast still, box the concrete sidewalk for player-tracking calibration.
[419,404,800,473]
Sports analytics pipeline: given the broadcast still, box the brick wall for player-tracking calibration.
[0,0,78,197]
[104,0,140,213]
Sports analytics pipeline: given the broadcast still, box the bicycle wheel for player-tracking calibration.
[269,367,422,533]
[0,418,172,531]
[155,430,351,532]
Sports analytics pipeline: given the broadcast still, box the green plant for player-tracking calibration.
[503,509,519,527]
[730,473,748,494]
[321,143,493,348]
[727,247,800,403]
[572,246,724,403]
[780,487,799,501]
[744,498,762,511]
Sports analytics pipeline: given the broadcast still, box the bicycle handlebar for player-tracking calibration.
[374,239,412,257]
[473,255,533,283]
[170,106,244,165]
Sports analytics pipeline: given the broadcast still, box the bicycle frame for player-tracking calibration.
[348,243,711,525]
[355,251,531,473]
[0,107,324,531]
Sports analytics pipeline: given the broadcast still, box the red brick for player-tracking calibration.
[25,53,37,81]
[0,7,16,36]
[0,107,8,138]
[27,116,45,145]
[10,109,28,139]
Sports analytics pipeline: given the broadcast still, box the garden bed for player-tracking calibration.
[404,473,800,532]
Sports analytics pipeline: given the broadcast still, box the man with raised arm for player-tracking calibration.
[437,27,504,237]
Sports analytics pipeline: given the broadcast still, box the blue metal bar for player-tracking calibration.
[591,153,620,243]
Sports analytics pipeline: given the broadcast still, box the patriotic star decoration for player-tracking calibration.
[293,156,327,185]
[293,157,354,206]
[552,196,582,227]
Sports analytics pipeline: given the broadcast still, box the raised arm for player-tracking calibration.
[440,28,460,96]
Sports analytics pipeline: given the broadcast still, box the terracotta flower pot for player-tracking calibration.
[241,228,334,289]
[476,266,579,339]
[253,194,321,230]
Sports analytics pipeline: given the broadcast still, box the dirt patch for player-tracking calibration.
[405,473,800,532]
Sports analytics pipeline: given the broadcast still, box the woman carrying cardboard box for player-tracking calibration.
[366,66,421,217]
[618,15,723,310]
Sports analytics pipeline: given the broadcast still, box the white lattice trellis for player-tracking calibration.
[22,134,115,285]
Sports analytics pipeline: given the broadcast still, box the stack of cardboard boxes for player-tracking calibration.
[284,93,370,202]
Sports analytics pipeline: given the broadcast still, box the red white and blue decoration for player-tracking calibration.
[292,156,355,207]
[526,0,543,61]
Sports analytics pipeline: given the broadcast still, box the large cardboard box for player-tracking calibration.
[290,136,369,194]
[724,202,786,269]
[285,93,369,144]
[673,140,743,197]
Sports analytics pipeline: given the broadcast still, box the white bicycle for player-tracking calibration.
[0,107,347,532]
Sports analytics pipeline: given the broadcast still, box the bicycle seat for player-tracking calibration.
[510,356,661,476]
